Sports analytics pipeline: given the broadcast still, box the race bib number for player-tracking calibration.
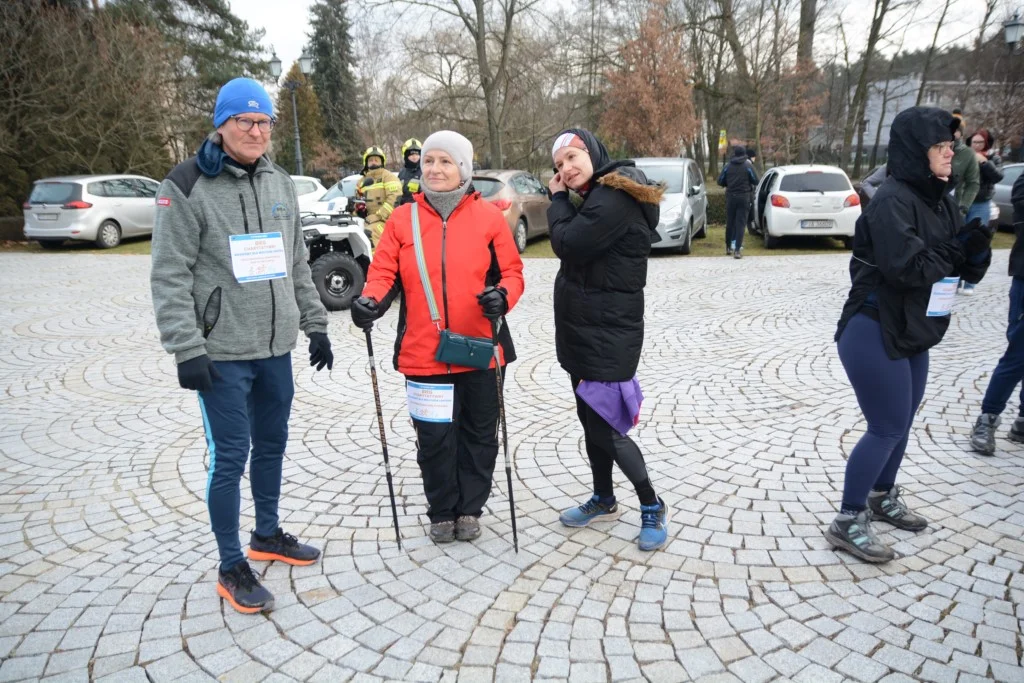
[229,232,287,283]
[407,381,454,423]
[926,277,959,317]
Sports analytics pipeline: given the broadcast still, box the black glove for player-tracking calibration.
[177,355,220,392]
[957,217,993,258]
[351,296,381,330]
[308,332,334,371]
[477,286,508,320]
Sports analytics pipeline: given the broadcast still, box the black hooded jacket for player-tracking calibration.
[547,128,665,381]
[397,159,422,207]
[835,107,990,359]
[717,146,758,196]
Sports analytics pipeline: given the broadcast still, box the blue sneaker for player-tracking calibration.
[638,497,669,551]
[559,495,619,527]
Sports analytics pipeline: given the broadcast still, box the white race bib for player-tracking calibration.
[229,232,287,283]
[926,277,959,317]
[407,381,454,423]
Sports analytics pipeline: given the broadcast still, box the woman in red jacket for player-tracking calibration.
[350,130,525,544]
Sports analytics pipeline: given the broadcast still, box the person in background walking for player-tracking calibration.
[547,128,671,552]
[969,170,1024,456]
[826,106,992,563]
[960,129,1004,294]
[151,77,333,613]
[951,120,981,217]
[718,145,758,259]
[351,131,524,544]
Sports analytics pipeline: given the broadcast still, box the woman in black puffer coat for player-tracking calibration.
[547,128,670,552]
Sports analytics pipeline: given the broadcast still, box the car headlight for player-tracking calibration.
[662,205,682,222]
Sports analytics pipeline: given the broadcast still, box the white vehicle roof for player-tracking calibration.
[770,165,849,175]
[291,175,323,183]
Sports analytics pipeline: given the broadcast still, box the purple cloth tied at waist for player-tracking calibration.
[575,376,644,436]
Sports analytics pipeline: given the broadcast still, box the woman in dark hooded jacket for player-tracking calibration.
[827,107,993,563]
[546,128,671,551]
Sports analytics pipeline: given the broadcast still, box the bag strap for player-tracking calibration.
[410,203,441,326]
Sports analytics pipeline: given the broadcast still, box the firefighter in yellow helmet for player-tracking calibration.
[358,146,402,247]
[397,138,423,207]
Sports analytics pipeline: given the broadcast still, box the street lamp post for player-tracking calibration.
[268,49,313,176]
[1005,12,1024,54]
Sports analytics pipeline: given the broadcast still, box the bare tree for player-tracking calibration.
[371,0,541,167]
[915,0,957,106]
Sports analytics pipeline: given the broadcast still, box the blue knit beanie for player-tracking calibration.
[213,78,274,128]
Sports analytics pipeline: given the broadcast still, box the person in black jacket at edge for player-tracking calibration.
[547,128,671,552]
[826,106,993,563]
[717,145,758,259]
[969,170,1024,455]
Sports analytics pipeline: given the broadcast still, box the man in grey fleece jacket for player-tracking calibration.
[151,77,332,614]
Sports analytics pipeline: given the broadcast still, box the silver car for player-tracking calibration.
[632,157,708,254]
[23,174,161,249]
[993,163,1024,230]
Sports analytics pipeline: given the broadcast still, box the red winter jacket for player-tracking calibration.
[361,191,525,376]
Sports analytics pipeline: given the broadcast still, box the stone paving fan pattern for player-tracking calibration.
[0,252,1022,682]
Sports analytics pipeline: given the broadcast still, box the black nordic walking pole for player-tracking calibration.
[365,328,402,550]
[491,319,518,553]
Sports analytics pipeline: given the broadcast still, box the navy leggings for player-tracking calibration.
[837,314,928,512]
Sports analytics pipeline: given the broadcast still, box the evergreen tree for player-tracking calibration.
[107,0,270,160]
[273,63,326,175]
[308,0,360,166]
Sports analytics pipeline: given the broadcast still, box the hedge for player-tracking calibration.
[0,217,24,242]
[706,187,727,225]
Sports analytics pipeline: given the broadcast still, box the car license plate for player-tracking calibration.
[35,213,59,221]
[801,219,832,228]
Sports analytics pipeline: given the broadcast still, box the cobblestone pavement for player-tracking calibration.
[1,251,1023,683]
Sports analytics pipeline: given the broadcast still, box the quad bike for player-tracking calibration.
[300,211,372,311]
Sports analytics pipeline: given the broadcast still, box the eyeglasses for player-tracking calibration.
[971,139,986,146]
[931,142,954,153]
[232,116,275,133]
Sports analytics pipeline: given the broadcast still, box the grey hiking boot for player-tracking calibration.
[868,485,927,531]
[970,413,1000,456]
[455,515,481,542]
[1008,416,1024,444]
[430,521,455,544]
[824,510,894,563]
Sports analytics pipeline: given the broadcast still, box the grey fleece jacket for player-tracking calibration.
[151,145,328,364]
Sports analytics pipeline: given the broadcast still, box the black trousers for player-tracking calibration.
[570,375,656,505]
[408,368,501,523]
[726,193,749,250]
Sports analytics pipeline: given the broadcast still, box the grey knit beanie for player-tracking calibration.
[421,130,474,182]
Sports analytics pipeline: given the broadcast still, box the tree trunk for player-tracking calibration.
[796,0,816,162]
[915,0,954,106]
[960,0,997,110]
[841,0,888,174]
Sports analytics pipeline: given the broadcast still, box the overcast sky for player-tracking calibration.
[229,0,1006,81]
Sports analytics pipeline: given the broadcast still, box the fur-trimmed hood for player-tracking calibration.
[594,162,664,231]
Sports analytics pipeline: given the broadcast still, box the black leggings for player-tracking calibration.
[570,375,657,505]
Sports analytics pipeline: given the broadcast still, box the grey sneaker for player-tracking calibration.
[733,248,743,259]
[1007,416,1024,444]
[455,515,481,542]
[970,413,1000,456]
[868,486,927,531]
[824,510,894,563]
[430,521,455,544]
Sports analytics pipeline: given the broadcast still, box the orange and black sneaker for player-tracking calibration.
[217,560,274,614]
[248,528,320,566]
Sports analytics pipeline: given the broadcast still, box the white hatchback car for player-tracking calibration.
[23,174,161,249]
[752,165,861,249]
[291,175,328,212]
